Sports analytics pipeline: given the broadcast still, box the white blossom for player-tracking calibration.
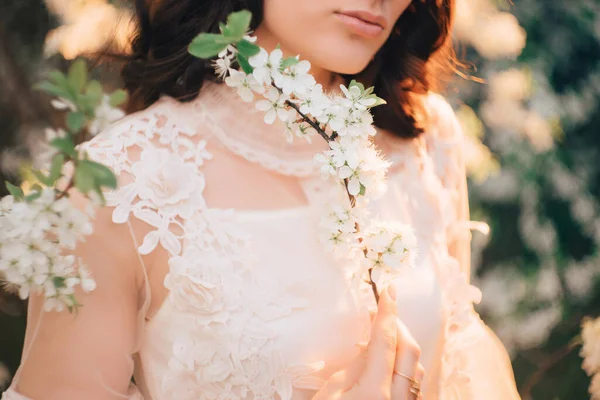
[38,127,69,168]
[277,60,315,96]
[340,84,377,110]
[315,138,389,198]
[0,188,96,312]
[88,94,126,136]
[283,122,316,144]
[313,152,337,178]
[362,220,418,272]
[249,48,283,86]
[213,44,237,79]
[213,56,232,80]
[255,87,292,124]
[225,69,263,102]
[51,97,76,111]
[298,84,329,118]
[318,204,362,253]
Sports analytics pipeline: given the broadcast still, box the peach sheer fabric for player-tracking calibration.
[3,82,520,400]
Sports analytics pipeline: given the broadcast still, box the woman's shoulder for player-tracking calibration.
[83,96,197,150]
[79,96,212,175]
[421,92,467,192]
[423,92,464,144]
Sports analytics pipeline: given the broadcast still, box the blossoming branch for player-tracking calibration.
[0,60,125,312]
[189,10,418,303]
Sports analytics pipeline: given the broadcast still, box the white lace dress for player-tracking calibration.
[3,82,521,400]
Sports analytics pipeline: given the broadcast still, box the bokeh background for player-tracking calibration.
[0,0,599,399]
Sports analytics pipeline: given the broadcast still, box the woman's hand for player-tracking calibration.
[314,285,424,400]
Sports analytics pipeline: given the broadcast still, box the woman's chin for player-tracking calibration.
[320,57,374,76]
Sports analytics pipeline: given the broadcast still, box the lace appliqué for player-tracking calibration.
[81,104,326,399]
[161,217,326,399]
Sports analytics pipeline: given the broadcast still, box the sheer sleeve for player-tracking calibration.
[423,93,489,279]
[426,94,521,400]
[1,114,157,400]
[3,195,147,400]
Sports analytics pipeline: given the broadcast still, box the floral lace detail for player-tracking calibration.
[81,101,326,399]
[161,212,326,399]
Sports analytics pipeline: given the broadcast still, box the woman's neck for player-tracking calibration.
[253,25,341,93]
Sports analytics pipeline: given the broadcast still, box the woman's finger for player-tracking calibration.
[391,319,422,399]
[356,284,398,395]
[414,363,425,384]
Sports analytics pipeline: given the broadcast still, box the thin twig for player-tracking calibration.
[520,337,583,399]
[368,268,380,303]
[55,178,74,201]
[284,100,331,143]
[271,82,382,303]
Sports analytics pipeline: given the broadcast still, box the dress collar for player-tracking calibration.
[189,80,330,177]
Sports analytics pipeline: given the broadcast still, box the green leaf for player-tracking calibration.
[359,183,366,196]
[68,59,88,94]
[236,53,253,75]
[222,10,252,42]
[49,153,65,184]
[349,79,365,93]
[92,188,107,205]
[25,191,43,202]
[53,276,66,289]
[5,182,24,199]
[237,39,260,58]
[66,112,87,133]
[188,33,229,59]
[280,56,300,70]
[33,169,53,186]
[34,81,73,101]
[49,70,68,87]
[76,159,117,192]
[368,95,387,107]
[74,162,95,194]
[66,294,83,314]
[88,160,117,189]
[108,89,127,107]
[84,80,104,108]
[50,137,77,158]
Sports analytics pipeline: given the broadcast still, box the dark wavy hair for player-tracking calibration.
[122,0,458,138]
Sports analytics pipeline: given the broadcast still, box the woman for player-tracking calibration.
[4,0,521,399]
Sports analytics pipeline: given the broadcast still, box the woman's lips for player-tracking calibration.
[335,11,386,39]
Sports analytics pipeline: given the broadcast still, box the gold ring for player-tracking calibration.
[393,371,421,397]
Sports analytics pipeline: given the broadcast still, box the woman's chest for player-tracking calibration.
[139,197,447,399]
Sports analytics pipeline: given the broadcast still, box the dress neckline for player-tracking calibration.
[189,80,330,177]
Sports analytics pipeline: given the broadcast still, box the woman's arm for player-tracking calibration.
[7,191,147,400]
[426,93,475,281]
[448,157,473,280]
